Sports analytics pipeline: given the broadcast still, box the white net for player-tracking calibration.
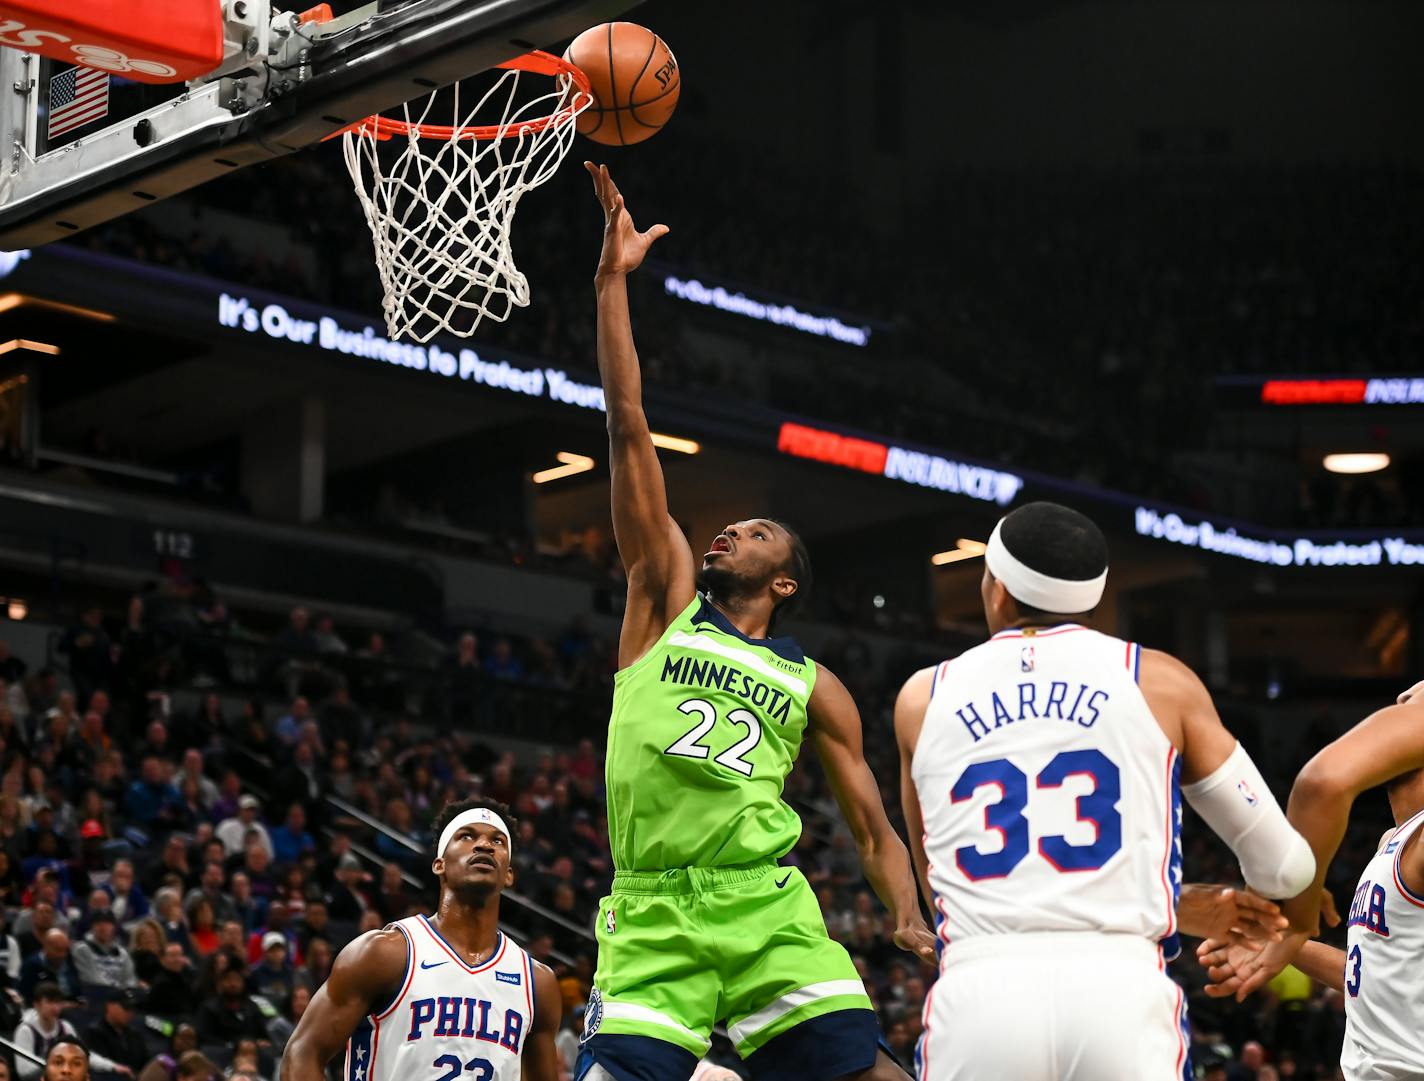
[341,55,591,344]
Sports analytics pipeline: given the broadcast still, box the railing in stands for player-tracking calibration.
[322,795,594,958]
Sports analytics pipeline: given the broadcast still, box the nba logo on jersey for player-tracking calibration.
[1020,645,1035,672]
[605,907,616,935]
[1236,779,1259,806]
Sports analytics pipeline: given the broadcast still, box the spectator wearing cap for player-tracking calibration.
[84,987,149,1073]
[247,933,294,1007]
[245,904,297,967]
[268,805,315,867]
[20,930,80,1001]
[11,983,128,1081]
[103,860,151,928]
[72,909,138,994]
[216,797,272,861]
[70,820,108,896]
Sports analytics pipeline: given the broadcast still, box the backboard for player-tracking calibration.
[0,0,639,249]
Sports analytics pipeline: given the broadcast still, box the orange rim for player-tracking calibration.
[339,50,591,142]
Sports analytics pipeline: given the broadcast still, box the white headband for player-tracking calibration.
[438,808,511,858]
[985,519,1108,614]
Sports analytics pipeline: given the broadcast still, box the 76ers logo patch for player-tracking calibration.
[582,987,604,1043]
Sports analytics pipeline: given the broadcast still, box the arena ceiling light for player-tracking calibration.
[532,452,595,484]
[1323,452,1390,475]
[0,292,116,321]
[931,539,987,566]
[650,432,701,454]
[0,338,59,355]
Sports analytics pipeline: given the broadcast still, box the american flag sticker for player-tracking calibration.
[48,65,109,139]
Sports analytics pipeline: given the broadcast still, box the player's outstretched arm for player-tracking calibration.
[1281,691,1424,934]
[810,665,936,965]
[520,962,564,1081]
[1198,935,1346,1000]
[585,162,695,668]
[893,667,937,912]
[1140,649,1316,910]
[280,928,407,1081]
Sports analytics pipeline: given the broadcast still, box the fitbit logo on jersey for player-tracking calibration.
[406,996,526,1051]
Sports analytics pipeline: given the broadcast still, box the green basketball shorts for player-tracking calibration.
[582,861,875,1068]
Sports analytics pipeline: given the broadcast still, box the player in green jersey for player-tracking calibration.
[574,162,936,1081]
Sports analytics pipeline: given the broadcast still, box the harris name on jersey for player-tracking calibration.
[947,680,1113,744]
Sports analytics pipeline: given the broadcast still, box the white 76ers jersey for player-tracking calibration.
[1341,808,1424,1081]
[346,916,536,1081]
[912,625,1183,959]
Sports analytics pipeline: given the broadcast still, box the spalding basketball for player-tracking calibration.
[564,22,679,146]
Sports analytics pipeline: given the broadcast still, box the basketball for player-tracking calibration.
[564,22,679,146]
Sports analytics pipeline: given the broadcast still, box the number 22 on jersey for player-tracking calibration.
[664,697,762,776]
[951,749,1123,880]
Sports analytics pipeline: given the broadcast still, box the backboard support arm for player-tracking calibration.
[0,0,639,249]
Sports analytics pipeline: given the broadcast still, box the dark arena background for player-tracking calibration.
[0,0,1421,1078]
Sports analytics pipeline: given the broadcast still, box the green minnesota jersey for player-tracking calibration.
[606,594,818,871]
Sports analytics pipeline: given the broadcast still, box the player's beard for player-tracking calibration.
[697,560,743,600]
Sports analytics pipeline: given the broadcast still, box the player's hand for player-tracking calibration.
[1197,929,1308,1003]
[1318,887,1342,928]
[1177,884,1286,943]
[585,162,669,278]
[893,918,938,966]
[1397,679,1424,705]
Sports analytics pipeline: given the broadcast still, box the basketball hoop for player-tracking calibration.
[340,51,592,343]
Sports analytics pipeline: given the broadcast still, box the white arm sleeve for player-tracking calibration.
[1181,741,1316,899]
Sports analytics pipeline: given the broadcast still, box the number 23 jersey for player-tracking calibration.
[347,916,536,1081]
[606,594,817,872]
[912,625,1183,955]
[1341,808,1424,1081]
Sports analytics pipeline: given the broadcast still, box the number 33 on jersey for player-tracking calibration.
[913,626,1184,954]
[605,596,817,871]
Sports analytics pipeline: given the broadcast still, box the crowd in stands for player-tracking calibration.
[73,129,1424,530]
[0,577,1395,1080]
